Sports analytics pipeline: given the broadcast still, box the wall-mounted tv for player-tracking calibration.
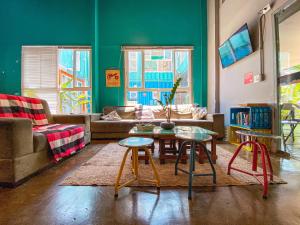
[219,23,253,68]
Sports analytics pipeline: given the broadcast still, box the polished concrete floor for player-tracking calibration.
[0,143,300,225]
[282,124,300,160]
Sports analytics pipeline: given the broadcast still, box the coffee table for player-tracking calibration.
[129,126,218,164]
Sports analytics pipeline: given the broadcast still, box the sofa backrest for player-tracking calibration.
[103,106,136,119]
[0,94,49,125]
[40,99,54,123]
[102,104,207,120]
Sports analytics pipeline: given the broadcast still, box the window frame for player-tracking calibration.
[124,46,193,106]
[21,45,92,114]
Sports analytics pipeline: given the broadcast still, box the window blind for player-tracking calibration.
[22,46,58,113]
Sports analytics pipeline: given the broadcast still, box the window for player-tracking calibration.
[124,47,192,106]
[22,46,92,114]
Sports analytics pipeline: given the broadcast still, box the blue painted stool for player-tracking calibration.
[175,132,216,200]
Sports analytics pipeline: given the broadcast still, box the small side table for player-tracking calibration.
[228,130,280,198]
[175,133,216,200]
[115,137,160,197]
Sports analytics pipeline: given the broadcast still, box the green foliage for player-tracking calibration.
[155,77,182,122]
[280,83,300,119]
[168,77,182,106]
[59,79,91,113]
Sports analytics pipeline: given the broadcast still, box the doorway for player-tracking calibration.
[275,0,300,155]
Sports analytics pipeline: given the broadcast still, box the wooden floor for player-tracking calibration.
[0,142,300,225]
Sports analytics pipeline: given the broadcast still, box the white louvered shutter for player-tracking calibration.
[22,46,58,113]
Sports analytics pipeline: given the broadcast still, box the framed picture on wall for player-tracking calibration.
[106,69,120,87]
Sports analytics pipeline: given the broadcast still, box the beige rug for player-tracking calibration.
[61,143,286,187]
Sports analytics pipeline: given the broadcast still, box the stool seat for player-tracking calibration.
[119,137,154,148]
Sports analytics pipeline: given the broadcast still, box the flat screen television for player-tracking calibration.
[219,24,253,68]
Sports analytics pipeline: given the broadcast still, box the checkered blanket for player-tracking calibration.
[0,94,48,125]
[0,94,85,161]
[33,124,85,162]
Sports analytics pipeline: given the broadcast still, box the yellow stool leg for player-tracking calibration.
[115,148,131,197]
[133,148,139,179]
[145,148,160,187]
[131,148,135,174]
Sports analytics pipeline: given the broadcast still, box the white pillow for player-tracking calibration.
[192,107,207,120]
[101,110,122,121]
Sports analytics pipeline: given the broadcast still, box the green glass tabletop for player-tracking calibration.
[175,132,212,142]
[118,137,154,148]
[129,125,218,137]
[236,130,281,139]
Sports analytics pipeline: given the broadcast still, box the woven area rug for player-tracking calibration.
[61,143,286,187]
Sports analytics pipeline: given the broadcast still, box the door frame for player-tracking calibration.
[273,0,300,138]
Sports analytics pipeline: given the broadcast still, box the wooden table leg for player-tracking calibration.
[211,136,217,164]
[159,139,165,164]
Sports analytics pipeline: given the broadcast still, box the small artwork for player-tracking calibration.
[244,72,254,85]
[106,69,120,87]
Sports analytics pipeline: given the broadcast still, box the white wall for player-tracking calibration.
[208,0,289,125]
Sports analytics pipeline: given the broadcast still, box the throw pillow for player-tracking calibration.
[192,107,208,120]
[135,105,154,120]
[101,110,122,121]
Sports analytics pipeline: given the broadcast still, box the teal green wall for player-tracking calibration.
[96,0,207,111]
[0,0,93,94]
[0,0,207,112]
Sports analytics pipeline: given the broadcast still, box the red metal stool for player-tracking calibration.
[227,130,280,198]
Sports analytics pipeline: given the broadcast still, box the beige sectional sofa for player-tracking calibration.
[91,105,225,140]
[0,99,91,187]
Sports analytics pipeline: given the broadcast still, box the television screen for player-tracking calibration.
[219,41,236,68]
[230,24,253,61]
[219,24,253,68]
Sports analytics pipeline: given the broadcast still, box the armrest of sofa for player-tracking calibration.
[0,118,34,158]
[206,114,225,139]
[52,114,91,132]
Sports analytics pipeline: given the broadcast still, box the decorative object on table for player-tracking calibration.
[136,123,156,131]
[105,69,120,87]
[175,132,216,200]
[155,77,182,130]
[228,130,281,198]
[228,104,273,152]
[114,137,160,198]
[101,110,122,121]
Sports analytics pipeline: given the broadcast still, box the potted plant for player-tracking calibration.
[155,77,182,130]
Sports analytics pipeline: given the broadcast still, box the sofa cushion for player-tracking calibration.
[135,105,155,120]
[103,106,136,119]
[151,106,166,119]
[101,110,122,121]
[192,107,208,120]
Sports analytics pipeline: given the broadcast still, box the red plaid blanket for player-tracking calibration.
[33,124,85,162]
[0,94,48,125]
[0,94,85,161]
